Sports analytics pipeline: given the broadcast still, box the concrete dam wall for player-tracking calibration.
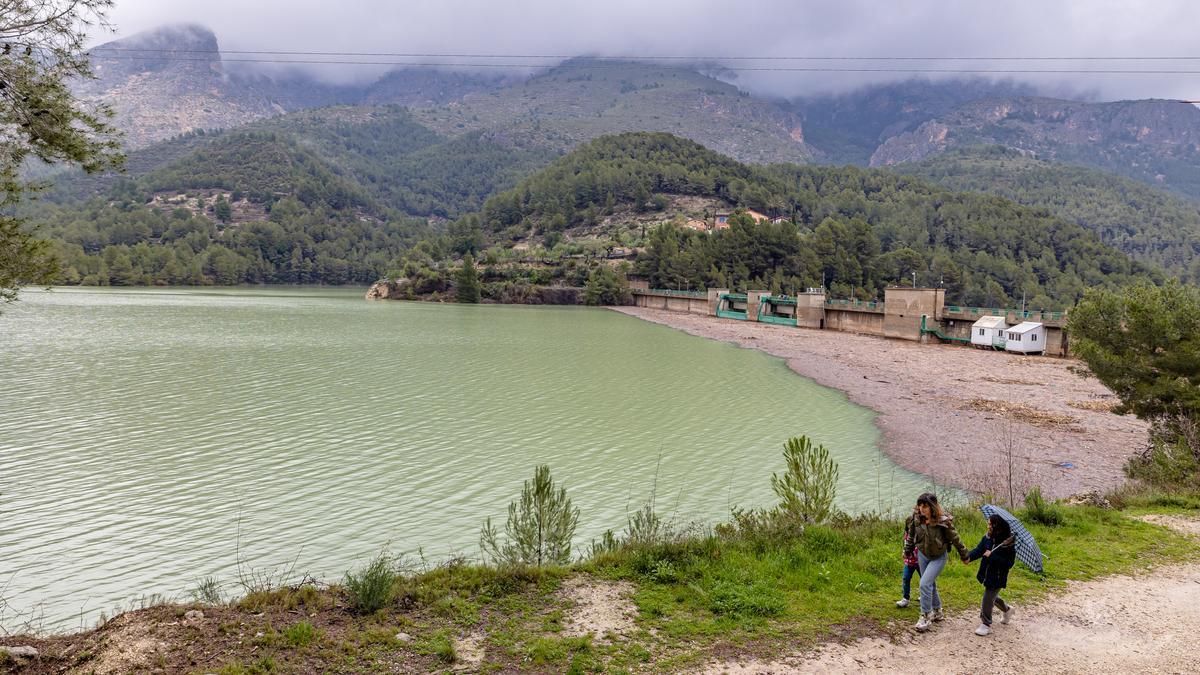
[631,282,1068,357]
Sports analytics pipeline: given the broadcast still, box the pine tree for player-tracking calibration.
[213,196,233,223]
[771,436,839,524]
[1,1,122,306]
[455,255,481,303]
[480,465,580,567]
[583,266,632,305]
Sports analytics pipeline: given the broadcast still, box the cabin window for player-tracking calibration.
[1032,334,1038,342]
[979,328,985,336]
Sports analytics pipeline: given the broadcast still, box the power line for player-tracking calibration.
[81,47,1200,61]
[79,53,1200,75]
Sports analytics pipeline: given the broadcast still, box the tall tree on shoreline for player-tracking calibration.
[455,254,481,303]
[1069,280,1200,484]
[1,0,123,306]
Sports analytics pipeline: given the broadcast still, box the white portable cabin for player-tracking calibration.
[970,315,1009,349]
[1003,321,1046,355]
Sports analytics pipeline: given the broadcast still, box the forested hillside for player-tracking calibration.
[45,106,555,219]
[28,130,433,286]
[895,147,1200,281]
[29,127,1160,306]
[459,133,1155,309]
[25,106,559,287]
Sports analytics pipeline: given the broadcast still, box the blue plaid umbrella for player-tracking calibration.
[979,504,1044,573]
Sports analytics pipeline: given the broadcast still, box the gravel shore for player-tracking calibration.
[613,307,1146,499]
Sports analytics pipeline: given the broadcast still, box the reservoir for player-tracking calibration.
[0,287,932,631]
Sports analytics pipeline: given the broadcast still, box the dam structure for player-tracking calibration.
[630,283,1069,357]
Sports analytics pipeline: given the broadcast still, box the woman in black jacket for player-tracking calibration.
[965,514,1017,636]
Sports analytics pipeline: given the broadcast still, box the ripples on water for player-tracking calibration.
[0,287,932,630]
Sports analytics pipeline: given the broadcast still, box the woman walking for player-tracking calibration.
[903,492,968,632]
[964,514,1017,636]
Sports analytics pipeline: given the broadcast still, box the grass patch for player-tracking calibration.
[413,630,457,664]
[282,620,320,647]
[237,585,324,613]
[706,580,787,618]
[525,635,593,666]
[216,655,278,674]
[597,502,1198,654]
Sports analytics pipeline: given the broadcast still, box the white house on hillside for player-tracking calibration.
[970,315,1009,349]
[1003,321,1046,355]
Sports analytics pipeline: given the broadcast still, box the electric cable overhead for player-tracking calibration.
[80,46,1200,61]
[74,53,1200,75]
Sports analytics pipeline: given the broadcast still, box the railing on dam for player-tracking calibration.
[824,298,882,312]
[943,305,1067,323]
[646,288,708,298]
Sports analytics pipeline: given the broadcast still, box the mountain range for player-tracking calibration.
[31,23,1200,297]
[82,26,1200,202]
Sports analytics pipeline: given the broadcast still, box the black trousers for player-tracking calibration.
[980,586,1010,626]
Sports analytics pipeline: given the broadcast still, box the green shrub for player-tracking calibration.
[190,576,223,604]
[587,529,619,558]
[344,553,398,614]
[1126,436,1200,488]
[1106,483,1200,510]
[1023,486,1064,526]
[624,500,666,546]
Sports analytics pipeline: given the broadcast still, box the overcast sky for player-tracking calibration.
[98,0,1200,100]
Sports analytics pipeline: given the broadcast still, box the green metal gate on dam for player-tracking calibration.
[757,295,799,326]
[716,293,748,320]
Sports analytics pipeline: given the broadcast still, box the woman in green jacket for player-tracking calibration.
[902,492,969,632]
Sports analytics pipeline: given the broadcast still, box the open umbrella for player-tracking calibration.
[979,504,1044,573]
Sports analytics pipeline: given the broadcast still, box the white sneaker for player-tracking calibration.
[895,598,910,608]
[975,624,991,636]
[1001,605,1014,624]
[915,613,932,632]
[932,608,944,622]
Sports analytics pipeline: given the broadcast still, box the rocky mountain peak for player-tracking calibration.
[87,23,221,83]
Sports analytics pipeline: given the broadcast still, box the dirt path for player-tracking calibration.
[612,308,1146,499]
[704,517,1200,674]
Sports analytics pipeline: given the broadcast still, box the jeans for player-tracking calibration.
[980,587,1010,626]
[917,551,947,614]
[901,563,919,600]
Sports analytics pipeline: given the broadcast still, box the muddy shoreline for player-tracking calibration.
[612,307,1146,499]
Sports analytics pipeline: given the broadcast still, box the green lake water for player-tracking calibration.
[0,287,933,631]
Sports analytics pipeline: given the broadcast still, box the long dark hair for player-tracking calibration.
[916,492,942,522]
[989,514,1012,542]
